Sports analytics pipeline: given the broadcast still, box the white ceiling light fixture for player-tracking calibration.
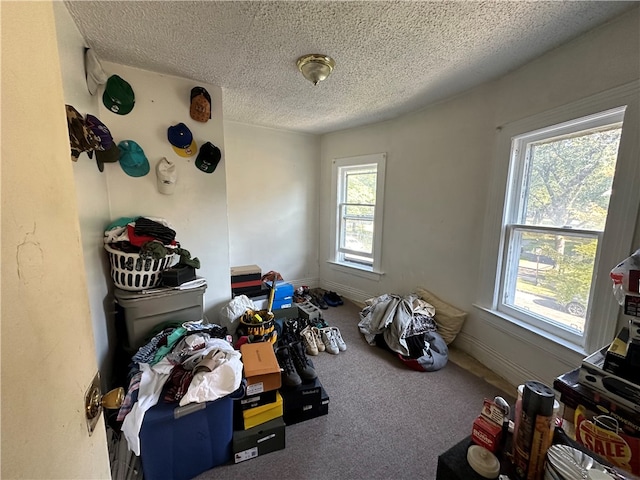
[296,54,336,86]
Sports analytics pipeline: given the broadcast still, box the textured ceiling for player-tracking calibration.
[64,1,634,135]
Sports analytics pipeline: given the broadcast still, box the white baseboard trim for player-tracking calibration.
[319,280,374,304]
[288,277,320,290]
[454,330,547,388]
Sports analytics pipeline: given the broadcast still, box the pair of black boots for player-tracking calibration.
[275,340,317,387]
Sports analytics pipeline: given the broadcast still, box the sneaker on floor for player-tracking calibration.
[328,291,344,305]
[289,341,318,381]
[300,326,319,356]
[332,326,347,352]
[275,345,302,387]
[323,292,340,307]
[293,293,307,304]
[311,293,328,310]
[320,327,340,355]
[311,327,325,353]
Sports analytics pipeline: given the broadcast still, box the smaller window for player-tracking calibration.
[330,153,386,273]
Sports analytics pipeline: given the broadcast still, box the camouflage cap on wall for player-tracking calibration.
[65,105,102,162]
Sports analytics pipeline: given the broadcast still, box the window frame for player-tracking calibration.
[499,108,625,345]
[476,81,640,355]
[329,153,386,276]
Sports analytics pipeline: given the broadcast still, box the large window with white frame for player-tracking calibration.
[479,82,639,354]
[330,153,386,274]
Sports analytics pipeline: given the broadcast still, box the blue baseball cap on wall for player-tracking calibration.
[118,140,150,177]
[167,123,197,157]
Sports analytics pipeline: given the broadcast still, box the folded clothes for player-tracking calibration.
[135,217,176,244]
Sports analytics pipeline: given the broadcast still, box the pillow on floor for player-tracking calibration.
[414,287,467,345]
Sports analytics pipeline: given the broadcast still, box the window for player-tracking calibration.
[478,82,639,353]
[330,153,386,274]
[501,108,623,344]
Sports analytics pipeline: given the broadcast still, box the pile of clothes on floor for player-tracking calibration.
[117,321,241,456]
[358,293,448,372]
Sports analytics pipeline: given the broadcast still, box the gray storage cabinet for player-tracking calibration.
[114,285,207,349]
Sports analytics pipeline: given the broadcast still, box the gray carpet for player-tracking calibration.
[195,299,511,480]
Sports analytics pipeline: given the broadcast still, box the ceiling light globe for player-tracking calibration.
[297,54,335,86]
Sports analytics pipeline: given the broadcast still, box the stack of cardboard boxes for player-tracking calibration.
[232,305,330,464]
[553,291,640,477]
[230,265,297,311]
[231,264,267,298]
[233,341,286,463]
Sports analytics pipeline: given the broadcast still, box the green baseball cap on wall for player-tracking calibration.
[103,75,135,115]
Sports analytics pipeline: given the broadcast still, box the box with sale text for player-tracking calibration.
[555,369,640,476]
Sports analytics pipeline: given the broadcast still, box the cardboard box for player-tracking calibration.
[240,392,283,430]
[283,386,330,426]
[272,297,293,310]
[630,319,640,346]
[231,273,261,284]
[273,306,300,320]
[579,347,640,413]
[264,280,294,300]
[604,327,640,383]
[240,342,282,395]
[231,278,262,291]
[554,369,640,476]
[232,417,286,464]
[237,389,278,411]
[471,415,502,453]
[280,377,322,411]
[230,264,261,277]
[624,294,640,317]
[555,369,638,419]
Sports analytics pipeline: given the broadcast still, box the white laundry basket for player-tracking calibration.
[105,243,177,291]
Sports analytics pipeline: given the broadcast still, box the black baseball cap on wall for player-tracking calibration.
[195,142,221,174]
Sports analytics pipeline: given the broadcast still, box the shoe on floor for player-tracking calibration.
[329,291,344,305]
[311,327,325,352]
[323,292,339,307]
[275,345,302,387]
[320,327,340,355]
[300,326,319,356]
[332,326,347,352]
[289,341,318,381]
[312,293,328,309]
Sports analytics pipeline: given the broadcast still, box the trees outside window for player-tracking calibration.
[500,106,627,345]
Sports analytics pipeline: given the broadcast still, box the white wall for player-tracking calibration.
[54,2,231,386]
[2,2,110,477]
[98,62,231,327]
[225,122,320,286]
[53,1,114,386]
[319,8,640,388]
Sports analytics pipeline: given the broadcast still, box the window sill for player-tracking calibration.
[473,304,587,360]
[327,260,384,281]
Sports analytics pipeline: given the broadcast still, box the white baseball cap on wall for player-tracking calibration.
[156,157,177,195]
[85,48,108,95]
